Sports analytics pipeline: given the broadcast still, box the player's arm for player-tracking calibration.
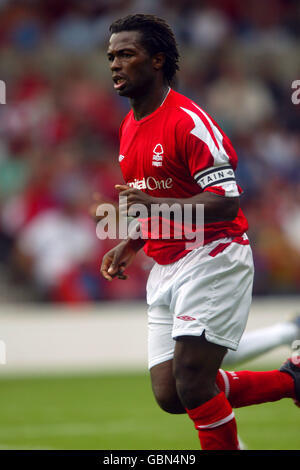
[115,184,239,224]
[156,191,239,223]
[91,192,145,281]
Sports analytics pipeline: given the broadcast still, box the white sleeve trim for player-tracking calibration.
[222,182,240,197]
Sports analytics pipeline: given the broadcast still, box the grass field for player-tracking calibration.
[0,369,299,450]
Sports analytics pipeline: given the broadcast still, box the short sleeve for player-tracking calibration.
[177,104,241,197]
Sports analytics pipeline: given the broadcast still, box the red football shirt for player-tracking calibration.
[119,88,248,265]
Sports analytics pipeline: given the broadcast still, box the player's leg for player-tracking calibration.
[147,301,189,414]
[150,359,185,414]
[149,355,247,450]
[174,333,226,406]
[216,359,299,408]
[147,242,299,450]
[148,301,300,412]
[223,316,300,367]
[173,333,240,450]
[146,260,185,414]
[166,239,252,449]
[150,355,300,415]
[149,331,242,450]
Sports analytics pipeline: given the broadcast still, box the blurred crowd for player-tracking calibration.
[0,0,299,303]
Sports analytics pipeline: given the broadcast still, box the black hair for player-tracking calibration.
[109,14,180,85]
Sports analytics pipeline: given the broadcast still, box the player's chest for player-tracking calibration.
[119,124,182,184]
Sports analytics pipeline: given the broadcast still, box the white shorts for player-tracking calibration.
[146,235,254,370]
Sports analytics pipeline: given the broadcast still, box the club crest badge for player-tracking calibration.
[152,144,164,167]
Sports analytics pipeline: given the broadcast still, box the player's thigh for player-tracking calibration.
[173,334,228,406]
[173,333,227,379]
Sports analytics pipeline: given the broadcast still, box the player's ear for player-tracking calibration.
[152,52,165,71]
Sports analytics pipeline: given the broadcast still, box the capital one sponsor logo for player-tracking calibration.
[128,176,173,191]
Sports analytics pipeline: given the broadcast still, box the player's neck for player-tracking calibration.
[130,84,170,121]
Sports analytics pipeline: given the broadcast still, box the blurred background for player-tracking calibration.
[0,0,300,451]
[0,0,300,304]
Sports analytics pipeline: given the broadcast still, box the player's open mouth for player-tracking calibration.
[113,77,127,90]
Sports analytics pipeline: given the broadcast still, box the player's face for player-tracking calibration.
[107,31,156,98]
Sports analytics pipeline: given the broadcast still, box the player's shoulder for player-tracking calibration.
[165,89,211,132]
[119,109,133,137]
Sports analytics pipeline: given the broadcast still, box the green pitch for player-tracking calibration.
[0,369,299,450]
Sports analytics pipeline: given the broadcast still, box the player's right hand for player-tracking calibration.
[100,241,136,281]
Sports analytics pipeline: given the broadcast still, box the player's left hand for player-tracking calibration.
[115,184,154,217]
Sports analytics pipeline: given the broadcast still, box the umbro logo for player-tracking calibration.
[176,315,196,321]
[119,154,125,162]
[152,144,164,167]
